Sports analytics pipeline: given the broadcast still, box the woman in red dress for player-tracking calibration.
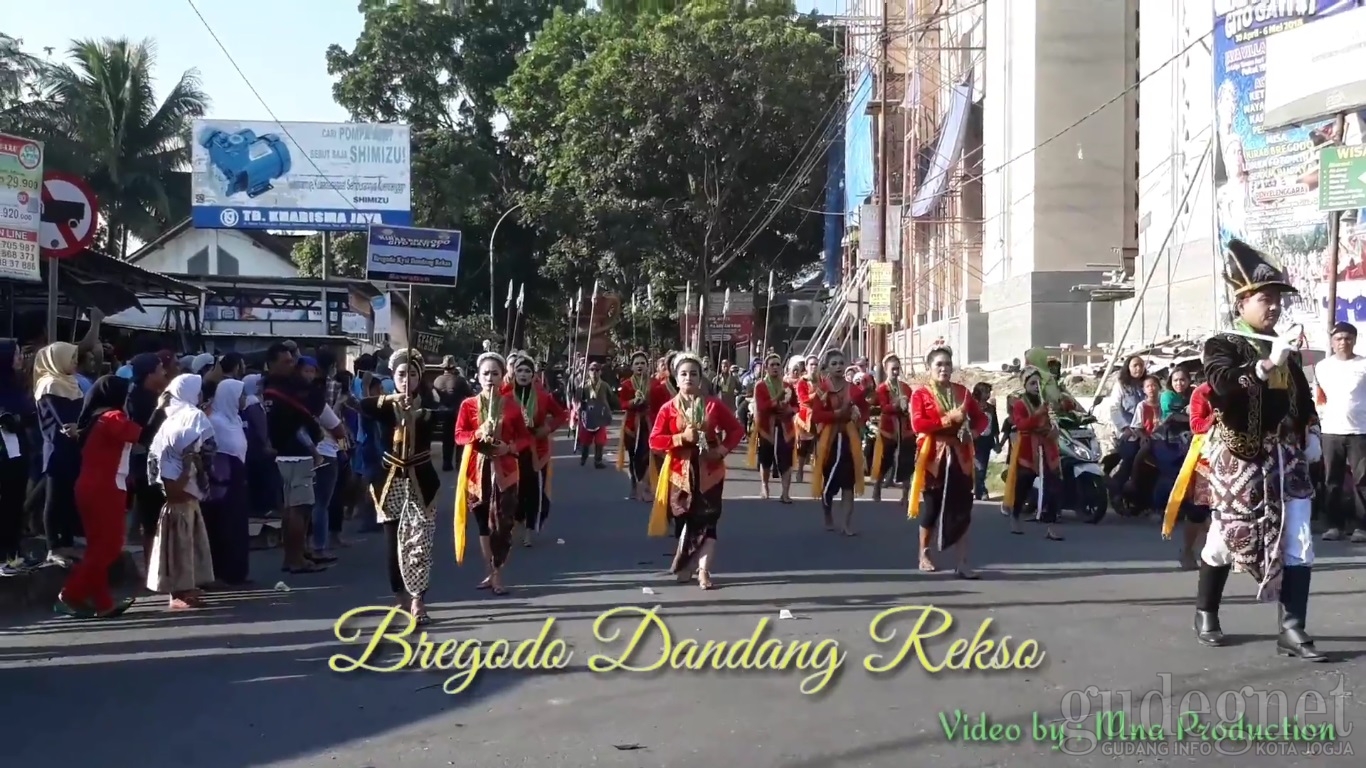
[809,349,870,534]
[1003,366,1065,541]
[60,376,142,618]
[647,352,744,590]
[618,351,667,501]
[505,353,569,546]
[872,353,916,504]
[454,352,533,595]
[792,354,820,483]
[908,346,989,578]
[1162,381,1215,569]
[747,353,798,502]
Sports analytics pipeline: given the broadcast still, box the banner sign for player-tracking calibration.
[191,119,412,231]
[868,261,894,325]
[365,224,461,287]
[0,132,43,282]
[1212,0,1364,348]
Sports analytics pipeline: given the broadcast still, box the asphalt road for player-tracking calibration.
[1,431,1364,768]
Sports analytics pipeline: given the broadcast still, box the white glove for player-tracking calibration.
[1268,335,1295,367]
[1304,429,1322,463]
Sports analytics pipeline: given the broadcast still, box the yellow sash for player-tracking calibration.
[1002,433,1022,510]
[906,436,936,519]
[1162,433,1207,540]
[811,423,866,499]
[452,444,474,564]
[648,458,672,537]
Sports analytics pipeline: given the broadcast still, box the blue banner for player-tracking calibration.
[365,224,462,287]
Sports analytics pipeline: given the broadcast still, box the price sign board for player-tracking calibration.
[0,132,44,281]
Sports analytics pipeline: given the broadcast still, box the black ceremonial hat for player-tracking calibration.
[1223,239,1297,297]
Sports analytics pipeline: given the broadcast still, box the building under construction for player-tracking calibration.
[830,0,1139,366]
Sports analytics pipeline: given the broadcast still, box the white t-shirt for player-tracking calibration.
[318,405,342,458]
[1313,354,1366,435]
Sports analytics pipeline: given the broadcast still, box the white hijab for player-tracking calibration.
[209,378,247,461]
[241,373,262,407]
[150,374,215,464]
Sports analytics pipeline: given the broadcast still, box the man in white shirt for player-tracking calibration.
[1312,321,1366,542]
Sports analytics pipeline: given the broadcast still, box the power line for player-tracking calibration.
[184,0,360,214]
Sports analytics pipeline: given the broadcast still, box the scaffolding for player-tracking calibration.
[899,0,985,366]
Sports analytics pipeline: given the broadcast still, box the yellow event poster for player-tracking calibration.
[868,261,894,325]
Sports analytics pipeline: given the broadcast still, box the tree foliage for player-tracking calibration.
[0,36,207,257]
[316,0,578,327]
[500,2,838,323]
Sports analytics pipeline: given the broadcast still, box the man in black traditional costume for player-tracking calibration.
[1194,240,1324,662]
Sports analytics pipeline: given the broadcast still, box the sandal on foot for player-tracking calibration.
[1046,533,1065,542]
[414,612,432,626]
[918,555,937,573]
[97,597,137,618]
[698,571,715,590]
[955,568,980,580]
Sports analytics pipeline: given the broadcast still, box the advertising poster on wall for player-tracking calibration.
[1212,0,1365,347]
[190,120,412,231]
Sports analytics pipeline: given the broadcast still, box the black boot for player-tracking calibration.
[580,446,589,466]
[594,445,605,469]
[1194,562,1231,647]
[1277,565,1326,662]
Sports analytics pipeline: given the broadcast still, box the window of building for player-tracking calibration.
[217,248,241,276]
[186,247,209,276]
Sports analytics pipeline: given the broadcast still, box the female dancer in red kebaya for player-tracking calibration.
[647,353,745,590]
[58,376,142,618]
[453,352,532,595]
[1162,381,1215,570]
[505,353,569,546]
[1003,366,1065,541]
[908,346,989,578]
[617,351,667,501]
[747,352,798,502]
[793,354,821,484]
[809,348,869,534]
[872,353,915,504]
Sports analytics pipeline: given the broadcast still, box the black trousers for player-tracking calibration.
[0,455,27,560]
[440,427,456,470]
[1321,433,1366,531]
[43,467,80,550]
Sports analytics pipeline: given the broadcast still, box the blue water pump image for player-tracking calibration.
[198,127,292,198]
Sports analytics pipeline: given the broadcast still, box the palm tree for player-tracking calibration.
[30,38,208,257]
[0,33,42,119]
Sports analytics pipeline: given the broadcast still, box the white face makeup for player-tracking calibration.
[514,363,534,386]
[632,356,648,375]
[394,363,418,395]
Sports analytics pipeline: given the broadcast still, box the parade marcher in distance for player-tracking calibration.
[792,354,821,485]
[1161,379,1214,571]
[872,353,915,504]
[747,352,798,503]
[573,361,614,469]
[1003,365,1065,542]
[504,353,569,546]
[618,351,667,502]
[808,349,870,535]
[1193,239,1324,661]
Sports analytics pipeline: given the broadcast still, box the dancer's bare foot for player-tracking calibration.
[760,484,770,500]
[918,550,937,572]
[697,570,715,590]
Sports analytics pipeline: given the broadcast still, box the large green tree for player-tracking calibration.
[307,0,577,337]
[500,2,838,337]
[1,37,207,257]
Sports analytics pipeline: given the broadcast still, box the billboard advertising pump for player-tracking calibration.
[199,128,292,199]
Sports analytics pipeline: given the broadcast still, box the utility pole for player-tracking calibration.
[872,0,891,363]
[1324,112,1348,337]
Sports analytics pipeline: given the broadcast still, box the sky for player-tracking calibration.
[14,0,841,125]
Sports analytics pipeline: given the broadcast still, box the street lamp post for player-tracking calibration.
[489,202,525,329]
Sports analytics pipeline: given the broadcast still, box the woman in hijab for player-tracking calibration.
[0,341,35,576]
[125,353,170,572]
[204,378,251,587]
[147,374,217,610]
[59,376,141,618]
[33,342,84,565]
[240,374,282,521]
